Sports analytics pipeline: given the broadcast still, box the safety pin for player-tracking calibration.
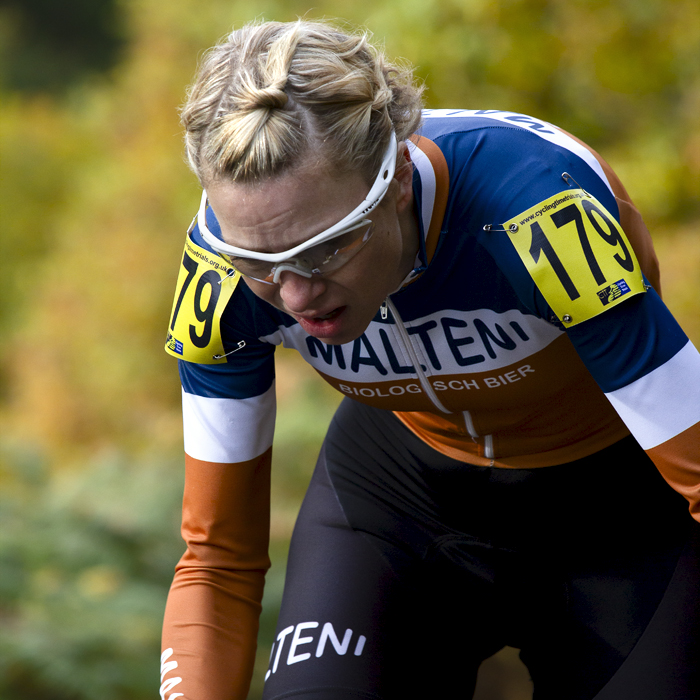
[218,268,236,285]
[213,340,246,360]
[561,172,591,197]
[483,223,520,233]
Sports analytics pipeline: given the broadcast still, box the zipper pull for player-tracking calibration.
[380,301,389,320]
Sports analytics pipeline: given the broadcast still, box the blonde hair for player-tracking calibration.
[181,19,424,183]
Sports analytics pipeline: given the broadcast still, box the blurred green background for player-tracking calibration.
[0,0,698,698]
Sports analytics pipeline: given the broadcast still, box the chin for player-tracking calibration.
[311,325,364,346]
[313,321,370,346]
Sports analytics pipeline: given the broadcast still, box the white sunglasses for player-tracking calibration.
[198,133,398,284]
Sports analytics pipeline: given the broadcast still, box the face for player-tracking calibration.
[206,145,419,345]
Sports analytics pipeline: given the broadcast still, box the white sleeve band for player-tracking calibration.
[605,341,700,449]
[182,383,276,463]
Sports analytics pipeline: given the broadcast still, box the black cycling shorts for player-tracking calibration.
[262,398,700,700]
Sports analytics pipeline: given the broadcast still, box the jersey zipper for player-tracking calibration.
[384,298,451,414]
[384,298,496,458]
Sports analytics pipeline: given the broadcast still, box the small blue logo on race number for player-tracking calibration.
[597,279,631,306]
[166,333,184,355]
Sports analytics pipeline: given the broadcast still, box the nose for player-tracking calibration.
[277,270,327,313]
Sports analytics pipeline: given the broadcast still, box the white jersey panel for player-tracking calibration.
[182,383,276,463]
[262,309,563,383]
[605,341,700,449]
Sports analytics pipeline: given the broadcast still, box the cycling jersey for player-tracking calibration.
[160,110,700,700]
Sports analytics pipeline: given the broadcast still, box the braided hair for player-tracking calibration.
[181,20,424,183]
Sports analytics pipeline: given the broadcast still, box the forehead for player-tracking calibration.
[205,163,370,254]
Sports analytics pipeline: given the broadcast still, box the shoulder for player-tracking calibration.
[165,216,282,365]
[417,109,616,209]
[410,111,654,328]
[418,109,606,167]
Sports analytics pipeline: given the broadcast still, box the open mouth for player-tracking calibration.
[313,307,344,321]
[294,306,347,338]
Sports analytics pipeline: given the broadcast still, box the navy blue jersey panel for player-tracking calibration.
[565,289,689,393]
[179,352,275,399]
[392,237,538,320]
[430,127,619,231]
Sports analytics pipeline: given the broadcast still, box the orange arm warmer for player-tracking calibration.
[161,450,272,700]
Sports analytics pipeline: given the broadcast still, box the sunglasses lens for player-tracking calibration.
[228,257,275,282]
[306,222,374,273]
[216,222,373,284]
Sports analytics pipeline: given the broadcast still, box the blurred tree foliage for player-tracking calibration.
[0,444,184,699]
[0,0,126,93]
[0,0,698,698]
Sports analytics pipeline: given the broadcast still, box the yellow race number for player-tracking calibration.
[165,232,240,363]
[504,190,645,326]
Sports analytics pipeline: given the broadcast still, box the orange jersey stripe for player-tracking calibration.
[409,134,450,264]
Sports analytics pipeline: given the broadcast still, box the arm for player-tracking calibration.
[161,451,271,700]
[504,135,700,518]
[161,367,277,699]
[474,119,700,518]
[161,221,280,698]
[552,133,700,519]
[567,292,700,521]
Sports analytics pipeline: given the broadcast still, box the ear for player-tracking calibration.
[394,141,414,213]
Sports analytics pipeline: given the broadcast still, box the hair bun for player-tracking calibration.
[254,86,288,110]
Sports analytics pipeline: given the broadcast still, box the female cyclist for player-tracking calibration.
[160,19,700,700]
